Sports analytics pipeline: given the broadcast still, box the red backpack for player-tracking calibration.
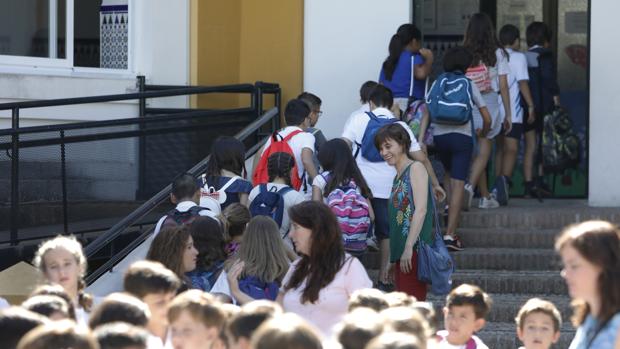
[253,130,303,190]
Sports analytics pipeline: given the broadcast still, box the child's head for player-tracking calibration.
[463,12,498,66]
[443,46,474,73]
[94,322,149,349]
[382,24,422,81]
[29,284,77,320]
[17,319,98,349]
[123,260,180,331]
[206,136,246,177]
[337,308,384,349]
[88,293,150,330]
[189,216,227,271]
[348,288,389,312]
[267,152,295,186]
[365,332,424,349]
[171,173,200,204]
[360,81,379,104]
[368,85,393,110]
[22,295,71,320]
[515,298,561,349]
[251,313,322,349]
[0,307,49,349]
[298,92,322,128]
[147,226,198,280]
[318,138,371,199]
[380,306,431,344]
[221,203,251,242]
[384,292,416,308]
[526,22,552,48]
[284,99,311,128]
[235,216,290,283]
[411,302,440,334]
[227,301,282,349]
[499,24,521,48]
[443,284,492,345]
[167,290,226,349]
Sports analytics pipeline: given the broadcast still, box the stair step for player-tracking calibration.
[457,228,558,248]
[452,270,567,295]
[452,248,560,271]
[475,322,574,349]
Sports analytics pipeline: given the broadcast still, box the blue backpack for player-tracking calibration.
[249,184,293,227]
[238,276,279,301]
[426,71,474,125]
[355,112,396,162]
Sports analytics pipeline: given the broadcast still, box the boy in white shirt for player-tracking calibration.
[341,84,444,287]
[495,24,536,199]
[437,284,491,349]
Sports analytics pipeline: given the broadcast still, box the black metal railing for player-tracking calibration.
[0,78,280,247]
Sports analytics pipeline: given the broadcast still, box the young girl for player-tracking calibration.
[462,12,511,209]
[556,220,620,349]
[248,152,305,246]
[221,203,251,257]
[33,235,93,327]
[146,225,198,292]
[211,216,291,304]
[203,136,253,209]
[186,216,227,292]
[380,23,434,112]
[375,124,433,301]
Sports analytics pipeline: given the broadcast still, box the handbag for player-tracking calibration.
[406,173,454,295]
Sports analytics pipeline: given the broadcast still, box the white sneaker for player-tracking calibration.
[478,196,500,209]
[462,183,474,211]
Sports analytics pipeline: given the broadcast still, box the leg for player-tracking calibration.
[468,137,492,191]
[495,135,504,178]
[446,178,464,236]
[371,198,391,285]
[501,137,519,178]
[523,129,536,183]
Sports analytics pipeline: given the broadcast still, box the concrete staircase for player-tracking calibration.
[361,199,620,348]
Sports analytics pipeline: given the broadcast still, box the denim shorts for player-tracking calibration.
[433,133,474,181]
[371,198,389,240]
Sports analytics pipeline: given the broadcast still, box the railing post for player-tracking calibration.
[275,87,282,130]
[10,107,19,245]
[60,130,69,234]
[136,75,146,199]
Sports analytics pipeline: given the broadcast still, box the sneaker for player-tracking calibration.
[493,176,509,206]
[443,235,464,251]
[478,195,500,209]
[462,184,474,211]
[366,237,379,252]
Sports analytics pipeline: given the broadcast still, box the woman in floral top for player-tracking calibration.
[375,123,433,300]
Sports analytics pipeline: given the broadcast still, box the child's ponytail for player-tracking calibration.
[267,152,295,187]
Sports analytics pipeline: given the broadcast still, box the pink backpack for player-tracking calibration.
[466,64,492,93]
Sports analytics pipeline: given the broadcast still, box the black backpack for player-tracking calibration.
[249,184,293,227]
[161,206,210,229]
[542,107,580,173]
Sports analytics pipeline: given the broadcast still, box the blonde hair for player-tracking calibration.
[32,235,92,312]
[515,298,562,332]
[227,216,290,283]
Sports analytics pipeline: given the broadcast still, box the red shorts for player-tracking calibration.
[394,250,428,301]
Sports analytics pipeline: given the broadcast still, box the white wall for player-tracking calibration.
[304,0,411,139]
[589,0,620,206]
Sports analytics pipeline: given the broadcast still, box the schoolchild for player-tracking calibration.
[202,136,253,209]
[251,313,322,349]
[33,235,93,327]
[515,298,562,349]
[380,23,434,112]
[93,322,149,349]
[226,301,282,349]
[87,292,150,329]
[153,173,218,236]
[342,84,444,285]
[146,225,198,292]
[345,81,379,130]
[221,203,251,257]
[494,24,535,196]
[437,284,492,349]
[17,319,98,349]
[0,307,48,349]
[186,217,228,292]
[298,92,327,154]
[248,152,305,247]
[167,290,227,349]
[336,308,384,349]
[21,295,72,320]
[431,46,491,251]
[462,12,511,210]
[523,22,561,199]
[253,99,318,198]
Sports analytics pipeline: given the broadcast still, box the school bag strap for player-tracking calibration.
[279,129,304,142]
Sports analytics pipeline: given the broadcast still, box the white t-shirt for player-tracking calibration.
[248,183,305,242]
[343,103,371,144]
[210,271,234,303]
[261,126,315,181]
[432,82,487,137]
[436,331,489,349]
[341,107,421,199]
[147,331,173,349]
[490,48,510,92]
[500,48,529,123]
[153,201,218,236]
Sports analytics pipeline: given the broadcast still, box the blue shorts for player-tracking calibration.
[433,133,473,181]
[371,198,389,240]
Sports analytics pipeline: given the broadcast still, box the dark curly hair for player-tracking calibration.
[463,13,503,67]
[267,152,295,186]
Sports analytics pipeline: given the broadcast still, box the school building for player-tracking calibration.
[0,0,618,207]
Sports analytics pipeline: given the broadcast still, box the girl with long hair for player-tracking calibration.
[146,225,198,292]
[556,220,620,349]
[380,23,434,112]
[462,12,512,210]
[186,216,227,292]
[280,201,372,337]
[33,235,93,326]
[210,216,291,304]
[203,136,253,209]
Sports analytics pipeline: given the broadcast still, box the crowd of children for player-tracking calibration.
[1,15,618,349]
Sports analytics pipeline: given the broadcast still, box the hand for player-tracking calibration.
[419,48,434,61]
[433,184,447,202]
[400,247,414,274]
[420,143,428,155]
[503,117,513,135]
[527,108,536,125]
[226,260,244,291]
[379,264,394,284]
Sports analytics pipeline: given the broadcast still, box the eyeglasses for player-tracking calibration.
[314,110,323,117]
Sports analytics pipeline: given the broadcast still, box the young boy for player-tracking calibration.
[94,322,149,349]
[515,298,561,349]
[227,300,282,349]
[494,24,535,199]
[124,260,181,349]
[437,284,492,348]
[167,290,227,349]
[298,92,327,153]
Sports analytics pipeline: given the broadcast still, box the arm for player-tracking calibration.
[226,261,256,305]
[498,74,512,132]
[301,148,318,182]
[518,80,536,125]
[414,49,434,80]
[410,150,446,202]
[400,162,429,273]
[418,107,430,154]
[312,185,323,202]
[477,106,492,136]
